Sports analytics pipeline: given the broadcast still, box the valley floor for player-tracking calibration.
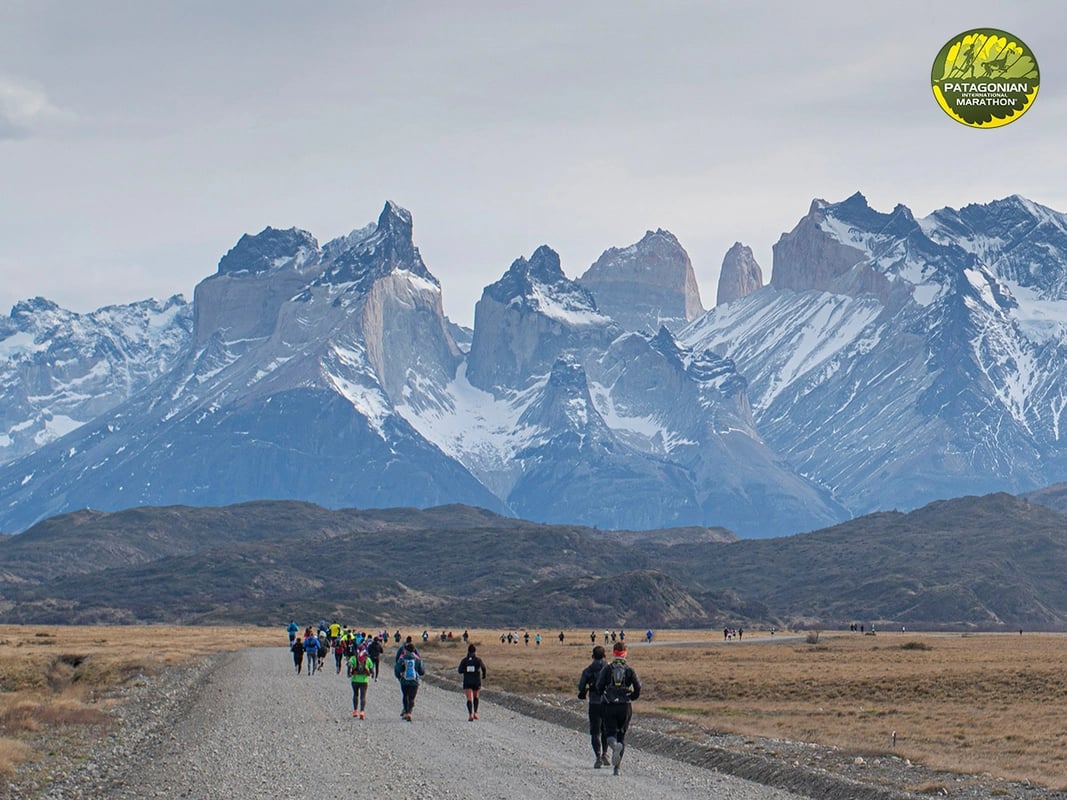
[7,645,1065,800]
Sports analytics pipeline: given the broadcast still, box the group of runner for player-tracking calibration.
[284,621,642,775]
[577,640,641,775]
[283,622,489,724]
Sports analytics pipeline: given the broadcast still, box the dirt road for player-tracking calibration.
[77,647,816,800]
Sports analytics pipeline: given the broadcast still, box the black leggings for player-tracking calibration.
[401,683,419,714]
[602,702,632,745]
[587,702,608,756]
[351,682,368,711]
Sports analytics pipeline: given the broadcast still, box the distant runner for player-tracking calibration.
[457,644,487,721]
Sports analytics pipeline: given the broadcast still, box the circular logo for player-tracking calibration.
[931,28,1039,128]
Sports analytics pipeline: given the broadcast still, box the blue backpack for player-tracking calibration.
[402,656,419,681]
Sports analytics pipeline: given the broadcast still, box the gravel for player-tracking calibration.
[11,647,1067,800]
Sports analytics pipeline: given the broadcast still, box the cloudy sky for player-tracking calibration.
[2,2,1065,327]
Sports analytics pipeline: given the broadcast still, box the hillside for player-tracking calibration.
[2,493,1066,629]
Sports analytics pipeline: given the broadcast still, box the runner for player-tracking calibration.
[457,644,487,721]
[347,643,374,719]
[290,635,305,674]
[366,636,384,681]
[333,637,346,674]
[595,640,641,776]
[394,642,425,721]
[304,631,320,676]
[577,644,610,768]
[286,620,299,647]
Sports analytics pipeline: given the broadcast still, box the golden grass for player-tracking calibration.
[4,625,1067,791]
[0,624,279,780]
[417,628,1067,790]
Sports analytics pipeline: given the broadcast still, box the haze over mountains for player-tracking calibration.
[2,193,1067,537]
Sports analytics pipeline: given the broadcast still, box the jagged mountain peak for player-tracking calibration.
[716,242,764,306]
[650,325,682,361]
[483,246,603,323]
[527,244,566,280]
[9,297,61,318]
[921,196,1067,302]
[578,227,703,333]
[217,227,320,276]
[317,201,435,289]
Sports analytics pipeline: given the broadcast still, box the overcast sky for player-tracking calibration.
[2,2,1065,327]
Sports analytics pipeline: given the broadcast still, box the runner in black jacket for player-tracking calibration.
[366,636,384,680]
[594,641,641,776]
[457,644,487,721]
[577,645,610,768]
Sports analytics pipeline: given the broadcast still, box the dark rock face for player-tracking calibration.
[579,229,703,333]
[716,242,764,305]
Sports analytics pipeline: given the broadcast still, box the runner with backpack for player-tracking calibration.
[594,640,641,776]
[457,644,487,721]
[394,642,425,721]
[577,645,610,768]
[347,644,375,719]
[304,631,320,676]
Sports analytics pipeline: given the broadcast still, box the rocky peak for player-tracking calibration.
[467,247,613,392]
[485,245,569,306]
[922,196,1067,300]
[516,357,609,439]
[771,195,892,301]
[217,227,320,276]
[319,201,435,288]
[578,228,704,333]
[716,242,764,305]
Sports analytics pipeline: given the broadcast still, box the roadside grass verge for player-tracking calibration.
[418,628,1067,791]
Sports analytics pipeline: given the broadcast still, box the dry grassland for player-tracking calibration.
[4,625,1067,792]
[0,624,279,779]
[418,628,1067,790]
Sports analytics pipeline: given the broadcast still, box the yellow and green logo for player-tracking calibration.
[932,28,1039,128]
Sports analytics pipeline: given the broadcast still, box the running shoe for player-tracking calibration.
[352,710,359,717]
[594,757,603,769]
[472,712,479,720]
[468,713,475,722]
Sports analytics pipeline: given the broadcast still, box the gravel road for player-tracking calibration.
[47,647,815,800]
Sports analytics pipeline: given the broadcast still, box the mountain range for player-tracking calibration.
[2,492,1065,629]
[2,193,1067,536]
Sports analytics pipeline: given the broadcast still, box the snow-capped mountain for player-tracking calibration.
[401,245,844,535]
[0,296,192,464]
[0,203,506,532]
[3,192,1066,537]
[681,192,1067,516]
